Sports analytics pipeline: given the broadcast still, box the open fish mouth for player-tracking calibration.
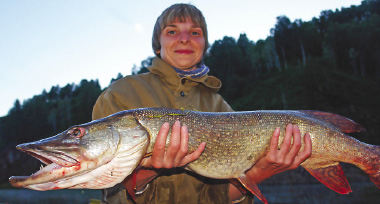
[9,147,84,189]
[22,149,79,167]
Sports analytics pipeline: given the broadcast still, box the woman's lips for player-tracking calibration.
[175,50,194,54]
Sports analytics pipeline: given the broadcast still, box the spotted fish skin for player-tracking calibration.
[9,108,380,204]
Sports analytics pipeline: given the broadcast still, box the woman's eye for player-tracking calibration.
[168,30,176,35]
[192,31,200,36]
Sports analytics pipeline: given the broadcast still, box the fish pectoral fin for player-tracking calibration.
[122,170,137,201]
[237,175,268,204]
[304,163,352,194]
[229,178,247,195]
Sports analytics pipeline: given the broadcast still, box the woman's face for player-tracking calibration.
[159,18,205,71]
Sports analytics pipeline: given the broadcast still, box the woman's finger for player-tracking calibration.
[295,133,312,165]
[278,124,293,158]
[284,125,302,163]
[179,142,206,166]
[266,127,281,163]
[173,125,190,166]
[151,122,170,168]
[165,121,181,161]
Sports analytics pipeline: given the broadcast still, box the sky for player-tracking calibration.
[0,0,363,117]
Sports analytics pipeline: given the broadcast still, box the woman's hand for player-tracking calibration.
[135,121,205,191]
[245,123,312,184]
[140,121,206,169]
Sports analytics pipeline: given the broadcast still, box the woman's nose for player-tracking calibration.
[180,33,190,44]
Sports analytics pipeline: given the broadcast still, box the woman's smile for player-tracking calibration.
[175,49,194,54]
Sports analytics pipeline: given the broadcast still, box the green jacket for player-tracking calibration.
[92,57,253,204]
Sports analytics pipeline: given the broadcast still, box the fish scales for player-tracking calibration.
[133,109,265,178]
[132,108,350,179]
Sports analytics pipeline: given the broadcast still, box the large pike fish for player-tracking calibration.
[9,108,380,203]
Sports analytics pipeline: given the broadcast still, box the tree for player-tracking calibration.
[205,36,246,103]
[110,73,124,84]
[132,56,154,75]
[71,80,102,125]
[273,16,293,69]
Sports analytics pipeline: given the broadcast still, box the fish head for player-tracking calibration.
[9,112,149,190]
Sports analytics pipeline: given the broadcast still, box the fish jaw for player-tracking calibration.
[8,134,114,190]
[9,124,119,189]
[9,162,92,190]
[9,111,150,190]
[9,134,91,188]
[10,136,149,190]
[15,141,80,167]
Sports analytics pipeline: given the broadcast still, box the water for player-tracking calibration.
[253,182,380,204]
[0,182,378,203]
[0,189,101,204]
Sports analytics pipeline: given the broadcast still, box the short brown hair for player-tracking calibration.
[152,4,209,57]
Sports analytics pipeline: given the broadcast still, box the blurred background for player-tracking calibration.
[1,0,380,203]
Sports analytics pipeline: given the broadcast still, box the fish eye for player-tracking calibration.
[70,127,86,138]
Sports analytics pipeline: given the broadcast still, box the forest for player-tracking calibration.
[1,0,380,187]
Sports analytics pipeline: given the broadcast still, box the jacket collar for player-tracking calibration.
[148,57,222,92]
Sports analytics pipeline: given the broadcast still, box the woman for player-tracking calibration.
[92,3,311,204]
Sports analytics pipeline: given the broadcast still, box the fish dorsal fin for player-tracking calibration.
[304,163,352,194]
[299,110,366,133]
[238,175,268,204]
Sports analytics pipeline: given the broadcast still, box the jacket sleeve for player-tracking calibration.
[215,94,234,112]
[220,98,234,112]
[92,89,127,120]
